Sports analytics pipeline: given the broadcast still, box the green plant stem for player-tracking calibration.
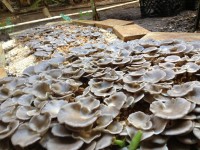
[113,138,126,148]
[129,130,143,150]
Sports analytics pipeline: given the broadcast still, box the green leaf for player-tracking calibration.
[113,138,126,148]
[129,130,143,150]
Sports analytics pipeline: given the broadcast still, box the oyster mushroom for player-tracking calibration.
[51,82,75,96]
[72,130,101,144]
[126,125,154,141]
[193,128,200,140]
[104,92,127,110]
[57,102,100,128]
[123,82,145,93]
[46,137,84,150]
[162,120,194,136]
[150,98,191,119]
[11,124,41,147]
[143,69,166,83]
[104,121,123,134]
[186,86,200,104]
[0,120,19,140]
[99,104,119,118]
[123,74,144,83]
[164,55,182,63]
[128,111,152,130]
[167,83,193,97]
[17,94,34,106]
[16,106,37,120]
[76,96,100,111]
[95,134,113,150]
[144,83,162,94]
[29,113,51,133]
[23,82,51,100]
[92,115,113,131]
[41,100,68,118]
[51,124,71,137]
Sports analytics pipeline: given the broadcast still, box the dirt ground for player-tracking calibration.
[1,2,199,36]
[99,5,198,32]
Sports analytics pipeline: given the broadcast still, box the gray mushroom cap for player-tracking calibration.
[11,124,41,147]
[186,86,200,104]
[41,100,68,118]
[162,120,194,136]
[143,69,166,83]
[46,137,84,150]
[0,120,19,140]
[29,113,51,133]
[51,124,71,137]
[128,112,152,130]
[57,102,100,128]
[72,130,101,144]
[150,98,191,119]
[167,83,193,97]
[76,96,100,111]
[104,121,123,134]
[104,92,127,110]
[95,134,113,150]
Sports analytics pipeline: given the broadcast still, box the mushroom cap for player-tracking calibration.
[193,128,200,140]
[177,132,198,145]
[11,124,41,147]
[126,125,154,141]
[99,104,119,118]
[164,55,182,63]
[51,124,71,137]
[143,69,166,83]
[17,94,34,106]
[29,113,51,133]
[151,116,168,135]
[72,130,101,144]
[162,120,193,136]
[41,100,68,118]
[167,83,193,97]
[57,102,99,128]
[46,137,84,150]
[76,96,100,111]
[144,83,163,95]
[123,82,145,93]
[104,92,127,110]
[104,121,123,134]
[16,106,36,120]
[92,115,113,131]
[128,111,152,130]
[184,62,199,73]
[23,82,51,100]
[186,86,200,104]
[150,98,191,119]
[123,74,144,83]
[0,120,19,140]
[162,69,176,81]
[51,82,75,96]
[95,134,113,150]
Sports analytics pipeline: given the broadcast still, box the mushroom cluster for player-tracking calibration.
[1,25,200,149]
[16,24,116,59]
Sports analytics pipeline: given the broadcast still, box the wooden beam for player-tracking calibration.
[1,0,15,13]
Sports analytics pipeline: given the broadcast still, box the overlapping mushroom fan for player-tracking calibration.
[1,24,200,150]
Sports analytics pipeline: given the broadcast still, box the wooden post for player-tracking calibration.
[1,0,15,13]
[42,0,51,18]
[194,0,200,31]
[90,0,100,21]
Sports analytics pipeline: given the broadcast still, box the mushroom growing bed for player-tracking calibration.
[1,23,200,150]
